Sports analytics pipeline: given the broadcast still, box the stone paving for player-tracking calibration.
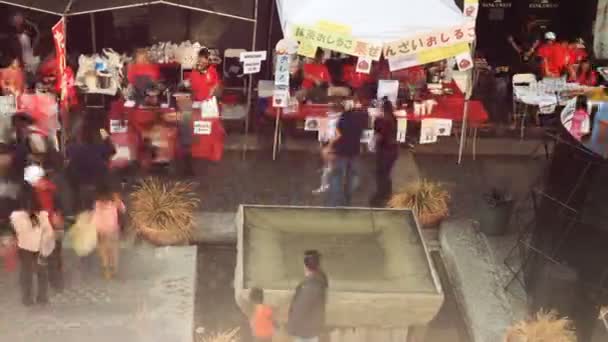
[0,149,545,342]
[0,244,196,342]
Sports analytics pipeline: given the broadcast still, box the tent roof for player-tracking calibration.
[0,0,255,21]
[276,0,467,43]
[0,0,69,15]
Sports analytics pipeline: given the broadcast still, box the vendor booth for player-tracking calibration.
[267,0,487,162]
[0,0,260,166]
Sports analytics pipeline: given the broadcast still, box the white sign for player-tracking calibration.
[377,80,399,104]
[388,55,418,72]
[244,62,262,74]
[273,85,289,108]
[193,120,212,135]
[110,119,128,134]
[240,51,267,63]
[112,146,131,161]
[304,117,320,131]
[275,53,290,86]
[433,119,453,136]
[420,119,438,144]
[456,51,473,71]
[356,57,372,74]
[201,97,220,118]
[397,118,408,143]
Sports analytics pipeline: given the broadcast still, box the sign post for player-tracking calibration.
[272,50,291,161]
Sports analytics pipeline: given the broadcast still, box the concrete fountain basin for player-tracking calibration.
[234,205,444,333]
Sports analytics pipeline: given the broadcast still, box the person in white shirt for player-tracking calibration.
[10,189,55,306]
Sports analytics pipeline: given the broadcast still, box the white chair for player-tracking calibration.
[512,73,537,138]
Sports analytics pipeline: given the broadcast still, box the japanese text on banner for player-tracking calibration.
[292,25,382,61]
[383,21,476,59]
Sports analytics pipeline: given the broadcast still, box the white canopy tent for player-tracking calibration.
[276,0,468,44]
[273,0,479,163]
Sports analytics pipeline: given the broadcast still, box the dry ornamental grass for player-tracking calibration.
[130,178,200,246]
[197,328,240,342]
[505,310,576,342]
[387,180,450,227]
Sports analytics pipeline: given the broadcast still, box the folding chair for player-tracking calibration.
[512,73,537,138]
[221,49,247,121]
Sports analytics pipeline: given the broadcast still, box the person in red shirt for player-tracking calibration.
[537,32,568,78]
[570,59,598,86]
[342,57,372,90]
[302,49,331,90]
[127,49,160,105]
[190,48,220,102]
[568,39,588,66]
[24,165,65,290]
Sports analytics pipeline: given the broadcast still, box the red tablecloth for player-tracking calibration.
[264,82,489,125]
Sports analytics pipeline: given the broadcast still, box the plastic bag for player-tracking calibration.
[68,211,98,256]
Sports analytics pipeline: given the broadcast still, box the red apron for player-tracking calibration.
[190,109,225,161]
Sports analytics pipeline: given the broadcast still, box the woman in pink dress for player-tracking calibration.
[92,183,125,279]
[569,96,590,141]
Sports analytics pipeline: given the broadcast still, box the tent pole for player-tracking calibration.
[458,40,477,165]
[245,0,259,136]
[272,108,281,160]
[266,0,276,79]
[90,13,97,53]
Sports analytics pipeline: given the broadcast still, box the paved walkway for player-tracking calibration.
[0,244,196,342]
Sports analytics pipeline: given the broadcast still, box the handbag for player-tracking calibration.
[68,211,98,257]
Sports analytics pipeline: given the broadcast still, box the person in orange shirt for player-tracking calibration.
[249,287,276,342]
[0,57,25,96]
[342,57,372,91]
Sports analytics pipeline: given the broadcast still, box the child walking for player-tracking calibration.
[312,144,335,195]
[10,189,55,306]
[92,183,125,280]
[250,287,277,342]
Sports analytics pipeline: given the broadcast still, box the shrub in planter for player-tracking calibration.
[505,310,576,342]
[130,178,199,246]
[387,180,450,228]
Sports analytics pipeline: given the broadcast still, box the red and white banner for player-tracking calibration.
[52,19,68,112]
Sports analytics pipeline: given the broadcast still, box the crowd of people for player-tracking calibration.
[505,17,597,85]
[0,102,126,305]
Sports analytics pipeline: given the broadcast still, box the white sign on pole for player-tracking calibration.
[244,62,262,74]
[274,53,291,86]
[240,51,267,63]
[241,51,267,75]
[273,85,289,108]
